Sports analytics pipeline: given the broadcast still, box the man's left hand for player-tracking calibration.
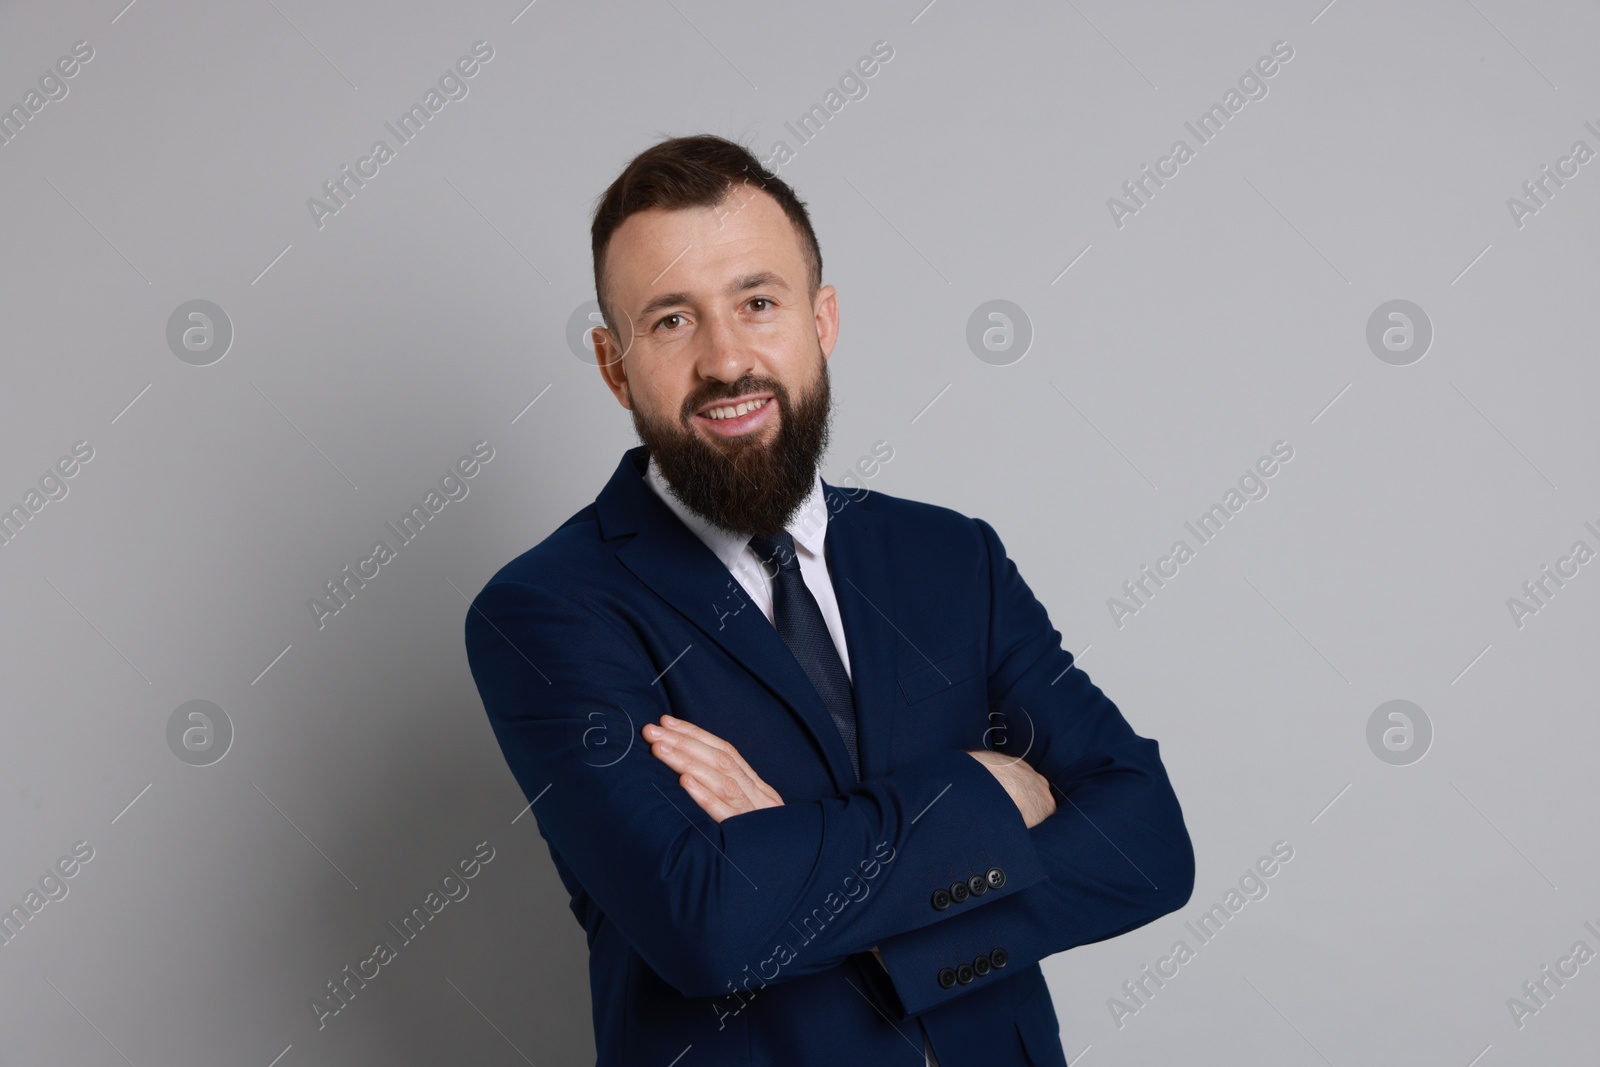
[644,715,785,822]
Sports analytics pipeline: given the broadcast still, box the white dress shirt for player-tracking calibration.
[642,455,943,1067]
[644,455,852,681]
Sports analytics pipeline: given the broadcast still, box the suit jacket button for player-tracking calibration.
[990,947,1009,969]
[937,967,957,989]
[956,963,975,984]
[967,874,987,897]
[931,887,951,911]
[973,954,992,977]
[986,866,1006,890]
[949,880,970,904]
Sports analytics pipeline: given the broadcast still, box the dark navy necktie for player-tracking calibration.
[747,530,861,782]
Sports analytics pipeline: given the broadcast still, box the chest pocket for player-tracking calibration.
[897,640,984,705]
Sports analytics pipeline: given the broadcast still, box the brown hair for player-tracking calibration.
[590,134,823,334]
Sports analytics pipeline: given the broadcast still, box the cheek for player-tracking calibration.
[764,335,821,382]
[630,355,692,416]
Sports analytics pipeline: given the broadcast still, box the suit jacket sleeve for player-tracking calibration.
[869,517,1196,1016]
[464,576,1052,1001]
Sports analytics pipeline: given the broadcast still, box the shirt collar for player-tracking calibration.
[644,453,830,567]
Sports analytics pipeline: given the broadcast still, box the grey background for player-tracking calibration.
[2,0,1596,1063]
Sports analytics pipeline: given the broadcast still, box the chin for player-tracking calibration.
[698,421,779,450]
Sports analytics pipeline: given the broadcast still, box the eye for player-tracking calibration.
[748,297,773,312]
[654,313,684,332]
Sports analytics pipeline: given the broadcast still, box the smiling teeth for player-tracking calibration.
[704,397,770,420]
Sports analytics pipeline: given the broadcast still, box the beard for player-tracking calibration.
[631,359,833,539]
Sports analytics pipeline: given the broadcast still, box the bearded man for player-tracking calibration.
[465,134,1194,1067]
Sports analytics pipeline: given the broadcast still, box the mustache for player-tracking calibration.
[637,364,832,538]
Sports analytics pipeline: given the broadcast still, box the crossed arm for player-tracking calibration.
[643,714,1058,829]
[643,715,1057,978]
[465,516,1193,1016]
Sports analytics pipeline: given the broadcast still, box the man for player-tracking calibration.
[464,134,1194,1066]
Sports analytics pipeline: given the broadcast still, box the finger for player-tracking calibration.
[659,744,779,817]
[650,739,744,819]
[683,765,756,812]
[678,772,737,823]
[654,717,785,807]
[647,737,702,777]
[659,729,784,806]
[657,718,781,801]
[642,722,684,749]
[654,730,755,789]
[657,715,736,754]
[684,777,739,825]
[648,738,759,810]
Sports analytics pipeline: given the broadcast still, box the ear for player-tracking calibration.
[814,284,839,362]
[594,322,634,409]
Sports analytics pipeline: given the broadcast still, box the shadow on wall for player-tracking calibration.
[224,628,598,1061]
[322,745,595,1062]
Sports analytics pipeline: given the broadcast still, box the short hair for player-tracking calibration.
[590,134,823,335]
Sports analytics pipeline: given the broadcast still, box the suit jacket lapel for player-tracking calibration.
[821,483,900,781]
[595,448,860,790]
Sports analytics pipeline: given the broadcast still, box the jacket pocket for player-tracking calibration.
[897,640,983,705]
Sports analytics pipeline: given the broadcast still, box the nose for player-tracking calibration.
[693,306,755,386]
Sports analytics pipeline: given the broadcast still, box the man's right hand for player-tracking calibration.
[644,715,785,823]
[967,750,1056,828]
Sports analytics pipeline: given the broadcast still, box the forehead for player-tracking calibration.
[606,185,807,304]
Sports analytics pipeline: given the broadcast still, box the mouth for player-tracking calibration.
[692,394,776,439]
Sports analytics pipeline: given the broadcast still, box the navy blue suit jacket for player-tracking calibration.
[464,446,1194,1065]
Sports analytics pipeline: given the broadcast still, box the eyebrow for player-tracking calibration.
[633,271,792,325]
